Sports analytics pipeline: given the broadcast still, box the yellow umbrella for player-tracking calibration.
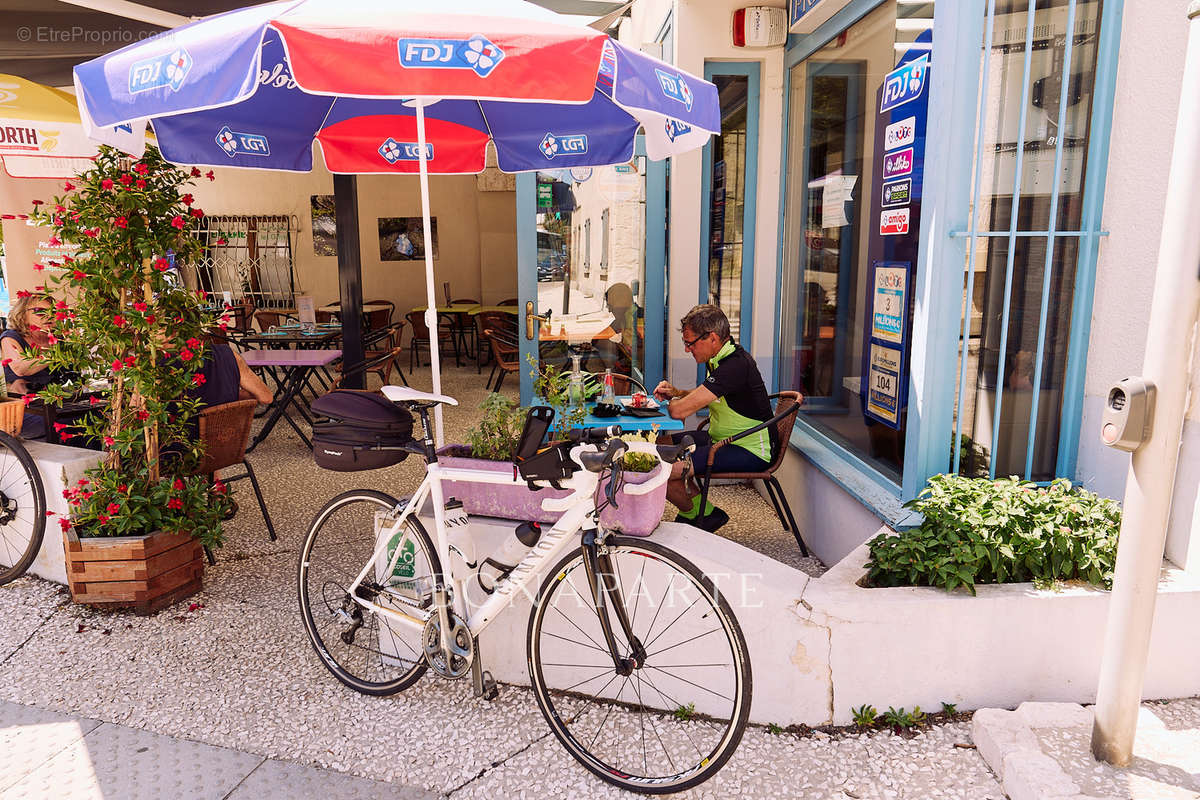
[0,74,143,179]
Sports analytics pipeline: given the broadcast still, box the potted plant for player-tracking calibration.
[599,429,670,537]
[27,144,232,614]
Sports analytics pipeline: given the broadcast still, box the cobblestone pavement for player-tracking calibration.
[0,363,1183,798]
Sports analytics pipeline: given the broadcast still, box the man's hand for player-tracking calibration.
[653,380,677,401]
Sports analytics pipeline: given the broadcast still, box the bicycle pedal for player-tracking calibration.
[480,670,499,701]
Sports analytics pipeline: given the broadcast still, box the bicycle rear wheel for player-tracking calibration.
[527,536,751,794]
[298,490,440,695]
[0,431,46,586]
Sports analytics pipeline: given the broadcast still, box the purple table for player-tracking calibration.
[243,349,341,452]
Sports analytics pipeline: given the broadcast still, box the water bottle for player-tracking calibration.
[567,354,585,406]
[443,498,476,582]
[477,521,542,593]
[600,368,617,405]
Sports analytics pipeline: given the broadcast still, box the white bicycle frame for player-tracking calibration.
[343,441,671,654]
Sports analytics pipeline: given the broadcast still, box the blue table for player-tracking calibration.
[577,397,683,432]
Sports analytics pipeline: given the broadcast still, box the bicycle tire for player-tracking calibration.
[0,430,46,586]
[298,489,440,696]
[527,536,752,794]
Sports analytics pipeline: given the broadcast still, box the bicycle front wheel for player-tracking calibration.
[0,430,46,586]
[527,536,752,794]
[298,490,440,696]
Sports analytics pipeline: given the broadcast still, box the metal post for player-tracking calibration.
[1091,0,1200,766]
[415,102,444,445]
[333,174,365,389]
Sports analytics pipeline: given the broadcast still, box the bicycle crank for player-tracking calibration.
[422,612,473,679]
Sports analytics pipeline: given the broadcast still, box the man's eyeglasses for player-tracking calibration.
[682,331,711,350]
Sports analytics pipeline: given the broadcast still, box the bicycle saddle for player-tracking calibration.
[381,386,460,406]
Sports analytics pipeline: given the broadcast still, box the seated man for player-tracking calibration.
[653,304,776,532]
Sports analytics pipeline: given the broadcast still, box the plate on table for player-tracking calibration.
[622,397,659,410]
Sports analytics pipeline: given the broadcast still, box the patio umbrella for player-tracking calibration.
[0,73,142,179]
[70,0,720,442]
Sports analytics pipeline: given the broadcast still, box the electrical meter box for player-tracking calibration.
[1099,377,1155,453]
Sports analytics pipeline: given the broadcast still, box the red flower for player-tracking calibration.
[30,199,43,205]
[55,300,67,309]
[186,337,201,349]
[33,263,44,271]
[205,170,215,181]
[46,334,58,345]
[59,431,73,441]
[192,373,207,386]
[53,423,67,433]
[145,315,156,324]
[106,502,121,514]
[89,396,101,405]
[84,228,99,238]
[103,436,115,446]
[216,237,227,246]
[135,179,146,189]
[155,257,170,271]
[54,204,65,213]
[170,215,185,229]
[189,207,204,218]
[134,163,149,175]
[0,359,9,367]
[191,167,202,177]
[113,314,126,327]
[111,359,123,372]
[124,355,136,366]
[118,174,132,186]
[181,193,194,205]
[63,181,74,191]
[180,348,194,361]
[97,514,109,525]
[72,270,86,281]
[58,518,71,531]
[213,480,228,494]
[78,479,89,486]
[136,410,149,420]
[114,217,128,229]
[55,312,67,321]
[173,478,185,490]
[101,178,114,190]
[21,394,35,406]
[48,235,61,246]
[118,484,127,492]
[167,498,183,510]
[15,290,30,299]
[134,301,148,312]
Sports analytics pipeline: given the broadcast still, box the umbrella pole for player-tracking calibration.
[415,102,444,446]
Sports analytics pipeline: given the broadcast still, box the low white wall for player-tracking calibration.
[22,441,105,585]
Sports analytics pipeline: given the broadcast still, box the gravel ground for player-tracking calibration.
[0,362,1007,799]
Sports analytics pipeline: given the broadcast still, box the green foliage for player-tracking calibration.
[953,433,990,478]
[465,393,525,461]
[851,704,878,727]
[672,702,696,721]
[940,702,957,716]
[766,723,783,735]
[881,706,924,729]
[27,145,229,548]
[527,355,586,440]
[865,474,1121,594]
[618,427,661,473]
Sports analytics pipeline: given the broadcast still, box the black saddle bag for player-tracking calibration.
[310,390,415,471]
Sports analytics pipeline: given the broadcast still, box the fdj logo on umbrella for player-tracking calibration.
[397,35,505,78]
[216,126,270,157]
[664,118,692,142]
[129,48,192,94]
[540,132,588,159]
[379,138,434,164]
[654,69,694,111]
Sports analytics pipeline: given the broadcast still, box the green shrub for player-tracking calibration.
[466,393,525,461]
[865,474,1121,594]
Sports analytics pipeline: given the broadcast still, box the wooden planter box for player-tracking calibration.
[63,529,204,615]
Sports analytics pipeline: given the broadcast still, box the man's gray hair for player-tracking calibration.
[680,304,731,342]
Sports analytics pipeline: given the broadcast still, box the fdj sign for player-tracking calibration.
[654,69,695,111]
[539,132,588,159]
[129,48,192,93]
[882,178,911,207]
[378,138,434,164]
[216,126,270,158]
[397,35,505,78]
[880,54,929,113]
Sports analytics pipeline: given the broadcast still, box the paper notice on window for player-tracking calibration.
[812,173,857,229]
[866,343,902,426]
[297,296,316,331]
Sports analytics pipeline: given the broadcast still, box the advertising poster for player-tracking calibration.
[378,217,438,261]
[310,195,337,257]
[871,263,908,345]
[867,343,902,425]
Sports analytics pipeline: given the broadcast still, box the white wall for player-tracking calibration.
[1077,0,1198,571]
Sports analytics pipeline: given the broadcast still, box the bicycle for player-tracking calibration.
[298,385,752,794]
[0,428,49,586]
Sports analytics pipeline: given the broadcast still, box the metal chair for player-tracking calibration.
[253,310,297,331]
[475,310,518,373]
[406,310,456,370]
[195,399,276,564]
[694,391,809,556]
[333,345,408,389]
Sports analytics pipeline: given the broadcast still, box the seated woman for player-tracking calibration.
[2,294,61,439]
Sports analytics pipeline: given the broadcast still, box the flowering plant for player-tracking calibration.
[27,145,230,548]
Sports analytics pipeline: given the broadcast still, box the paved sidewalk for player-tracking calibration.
[0,700,434,800]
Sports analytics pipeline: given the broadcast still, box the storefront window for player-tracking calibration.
[779,1,934,484]
[953,0,1103,480]
[706,75,749,340]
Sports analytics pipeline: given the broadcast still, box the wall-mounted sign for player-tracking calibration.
[862,260,913,429]
[882,147,913,179]
[789,0,823,27]
[882,179,911,207]
[871,263,908,345]
[866,343,902,426]
[879,207,910,236]
[880,54,929,113]
[884,116,917,151]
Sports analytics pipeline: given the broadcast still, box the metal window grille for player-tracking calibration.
[952,0,1104,481]
[189,215,298,309]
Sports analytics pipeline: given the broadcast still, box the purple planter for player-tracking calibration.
[599,462,669,537]
[437,450,569,524]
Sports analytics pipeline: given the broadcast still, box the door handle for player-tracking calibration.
[525,301,548,340]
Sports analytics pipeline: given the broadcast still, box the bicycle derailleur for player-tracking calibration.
[422,612,474,679]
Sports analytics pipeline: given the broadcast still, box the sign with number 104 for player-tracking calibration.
[867,344,902,426]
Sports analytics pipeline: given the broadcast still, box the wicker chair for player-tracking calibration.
[694,391,808,556]
[484,328,520,392]
[195,399,276,563]
[406,310,456,371]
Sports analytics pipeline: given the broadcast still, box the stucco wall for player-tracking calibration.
[1078,0,1197,570]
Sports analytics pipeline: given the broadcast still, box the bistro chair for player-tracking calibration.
[587,371,646,396]
[253,310,297,331]
[194,398,276,564]
[497,298,519,306]
[363,299,396,333]
[333,345,408,389]
[694,391,809,557]
[484,328,520,392]
[449,298,479,358]
[406,310,456,371]
[475,310,518,373]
